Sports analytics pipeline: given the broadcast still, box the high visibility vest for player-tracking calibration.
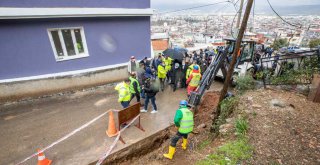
[115,82,131,102]
[157,65,167,79]
[164,57,173,72]
[186,64,201,79]
[178,107,194,134]
[129,77,141,94]
[189,72,201,87]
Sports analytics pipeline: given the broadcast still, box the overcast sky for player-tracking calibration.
[151,0,320,8]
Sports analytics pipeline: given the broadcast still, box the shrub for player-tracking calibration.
[235,118,249,136]
[211,97,239,133]
[236,75,255,92]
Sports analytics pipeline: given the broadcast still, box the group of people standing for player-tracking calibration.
[115,48,219,113]
[114,48,222,160]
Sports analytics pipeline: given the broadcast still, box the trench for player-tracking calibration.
[89,91,221,165]
[89,125,172,165]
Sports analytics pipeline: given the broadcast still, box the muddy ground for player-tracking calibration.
[117,88,320,165]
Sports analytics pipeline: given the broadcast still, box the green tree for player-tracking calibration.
[309,39,320,48]
[272,38,289,50]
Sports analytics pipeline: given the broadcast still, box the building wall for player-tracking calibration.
[0,17,151,80]
[0,0,150,8]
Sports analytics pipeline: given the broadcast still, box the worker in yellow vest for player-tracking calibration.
[163,55,173,82]
[163,100,194,160]
[163,55,173,72]
[186,65,202,96]
[186,61,201,79]
[157,61,166,91]
[115,79,131,108]
[129,73,141,104]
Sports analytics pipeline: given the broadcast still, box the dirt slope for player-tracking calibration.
[242,89,320,165]
[119,89,320,165]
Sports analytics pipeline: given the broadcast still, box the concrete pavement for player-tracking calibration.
[0,82,223,165]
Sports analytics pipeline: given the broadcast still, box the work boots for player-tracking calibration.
[163,146,176,160]
[181,138,188,150]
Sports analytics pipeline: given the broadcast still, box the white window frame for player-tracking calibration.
[47,27,89,62]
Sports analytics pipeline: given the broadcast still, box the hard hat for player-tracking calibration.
[179,100,188,106]
[193,65,199,70]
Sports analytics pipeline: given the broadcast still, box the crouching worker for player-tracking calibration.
[163,100,194,160]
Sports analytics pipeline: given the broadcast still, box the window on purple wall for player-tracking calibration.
[47,27,89,62]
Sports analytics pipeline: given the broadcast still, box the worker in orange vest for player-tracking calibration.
[186,65,201,97]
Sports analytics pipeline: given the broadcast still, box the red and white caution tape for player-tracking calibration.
[96,114,140,165]
[16,110,110,165]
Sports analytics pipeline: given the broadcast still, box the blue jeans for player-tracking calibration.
[120,101,130,108]
[144,95,157,111]
[140,87,145,99]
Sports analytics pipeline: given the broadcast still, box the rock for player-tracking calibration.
[255,80,264,89]
[245,110,252,114]
[197,123,207,129]
[270,99,286,108]
[296,85,310,96]
[226,118,234,123]
[219,123,233,135]
[252,104,262,108]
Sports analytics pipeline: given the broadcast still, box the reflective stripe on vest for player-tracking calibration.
[178,107,194,134]
[189,72,201,87]
[38,155,45,160]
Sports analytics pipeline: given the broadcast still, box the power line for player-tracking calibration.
[266,0,302,28]
[230,0,248,38]
[158,0,230,14]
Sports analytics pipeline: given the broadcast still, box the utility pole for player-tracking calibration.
[213,0,254,132]
[236,0,244,29]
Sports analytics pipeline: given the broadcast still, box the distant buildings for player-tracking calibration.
[151,33,170,56]
[151,14,320,49]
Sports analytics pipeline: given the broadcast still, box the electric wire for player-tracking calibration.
[158,0,230,14]
[266,0,302,28]
[230,0,248,39]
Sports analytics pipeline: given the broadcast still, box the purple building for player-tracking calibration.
[0,0,153,102]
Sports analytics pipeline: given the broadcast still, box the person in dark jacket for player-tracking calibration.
[137,62,146,99]
[140,78,159,113]
[171,61,183,92]
[181,60,188,88]
[145,66,155,80]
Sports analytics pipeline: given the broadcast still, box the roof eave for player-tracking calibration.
[0,7,154,19]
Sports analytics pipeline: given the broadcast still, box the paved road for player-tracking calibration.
[0,82,223,165]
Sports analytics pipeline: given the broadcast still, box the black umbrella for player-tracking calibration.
[162,48,185,62]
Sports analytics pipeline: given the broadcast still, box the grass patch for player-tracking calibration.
[235,117,249,136]
[236,75,255,93]
[197,138,253,165]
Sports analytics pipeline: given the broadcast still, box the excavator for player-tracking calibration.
[188,38,259,108]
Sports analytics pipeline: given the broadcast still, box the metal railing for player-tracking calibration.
[260,48,320,86]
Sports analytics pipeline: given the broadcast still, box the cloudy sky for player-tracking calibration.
[151,0,320,7]
[151,0,320,14]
